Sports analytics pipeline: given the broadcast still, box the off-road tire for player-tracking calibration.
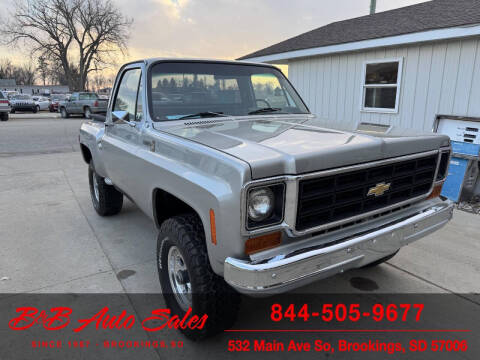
[362,250,399,268]
[88,162,123,216]
[60,107,69,118]
[157,214,241,340]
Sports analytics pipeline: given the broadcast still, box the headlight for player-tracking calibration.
[246,183,285,230]
[248,188,274,221]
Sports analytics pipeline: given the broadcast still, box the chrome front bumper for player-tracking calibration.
[224,200,454,295]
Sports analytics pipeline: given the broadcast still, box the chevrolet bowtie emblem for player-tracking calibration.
[367,182,391,197]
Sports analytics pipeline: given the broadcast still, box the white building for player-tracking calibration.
[240,0,480,132]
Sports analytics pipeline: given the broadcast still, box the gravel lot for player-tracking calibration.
[0,114,479,359]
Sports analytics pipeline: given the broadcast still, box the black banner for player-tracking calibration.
[0,293,478,359]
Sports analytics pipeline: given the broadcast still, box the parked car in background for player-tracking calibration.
[32,96,50,111]
[49,94,67,112]
[0,91,11,121]
[60,92,108,118]
[2,90,19,100]
[9,94,37,113]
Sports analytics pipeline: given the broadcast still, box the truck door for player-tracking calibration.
[100,65,144,198]
[67,93,78,113]
[78,93,88,114]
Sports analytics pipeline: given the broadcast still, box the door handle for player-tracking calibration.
[115,119,136,127]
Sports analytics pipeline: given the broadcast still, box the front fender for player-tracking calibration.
[137,129,252,275]
[79,121,108,177]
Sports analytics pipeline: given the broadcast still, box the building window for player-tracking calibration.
[361,59,403,113]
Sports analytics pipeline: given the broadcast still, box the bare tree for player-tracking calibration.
[1,0,132,91]
[45,57,78,86]
[0,58,35,85]
[0,58,14,79]
[92,73,106,92]
[37,56,49,86]
[18,62,36,85]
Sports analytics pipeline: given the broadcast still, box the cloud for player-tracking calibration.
[117,0,428,62]
[154,0,190,20]
[1,0,429,70]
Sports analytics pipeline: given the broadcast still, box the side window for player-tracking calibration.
[70,94,78,101]
[113,68,142,121]
[251,73,291,108]
[135,80,143,122]
[79,93,97,100]
[361,59,402,112]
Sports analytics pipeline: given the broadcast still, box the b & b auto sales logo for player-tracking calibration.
[9,306,207,332]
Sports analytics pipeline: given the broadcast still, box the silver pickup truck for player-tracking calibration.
[79,59,453,339]
[60,92,107,119]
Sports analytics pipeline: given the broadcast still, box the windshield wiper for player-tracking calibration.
[179,111,228,120]
[248,107,283,115]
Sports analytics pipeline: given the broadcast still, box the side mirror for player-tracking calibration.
[112,110,129,122]
[111,110,136,127]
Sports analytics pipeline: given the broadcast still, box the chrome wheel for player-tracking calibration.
[92,171,100,202]
[167,245,192,311]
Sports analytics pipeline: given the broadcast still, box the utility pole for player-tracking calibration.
[370,0,377,14]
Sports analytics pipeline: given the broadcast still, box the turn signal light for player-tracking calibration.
[427,183,443,200]
[245,232,281,255]
[209,209,217,245]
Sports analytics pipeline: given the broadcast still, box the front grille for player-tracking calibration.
[295,154,438,231]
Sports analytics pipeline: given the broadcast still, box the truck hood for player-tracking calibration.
[155,115,450,179]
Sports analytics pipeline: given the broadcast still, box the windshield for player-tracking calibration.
[149,62,309,121]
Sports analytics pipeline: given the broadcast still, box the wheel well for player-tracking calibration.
[153,188,201,228]
[80,144,92,164]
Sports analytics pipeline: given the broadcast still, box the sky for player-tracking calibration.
[0,0,429,75]
[116,0,429,60]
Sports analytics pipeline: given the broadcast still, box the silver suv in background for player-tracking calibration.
[60,92,108,119]
[9,94,37,114]
[0,91,11,121]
